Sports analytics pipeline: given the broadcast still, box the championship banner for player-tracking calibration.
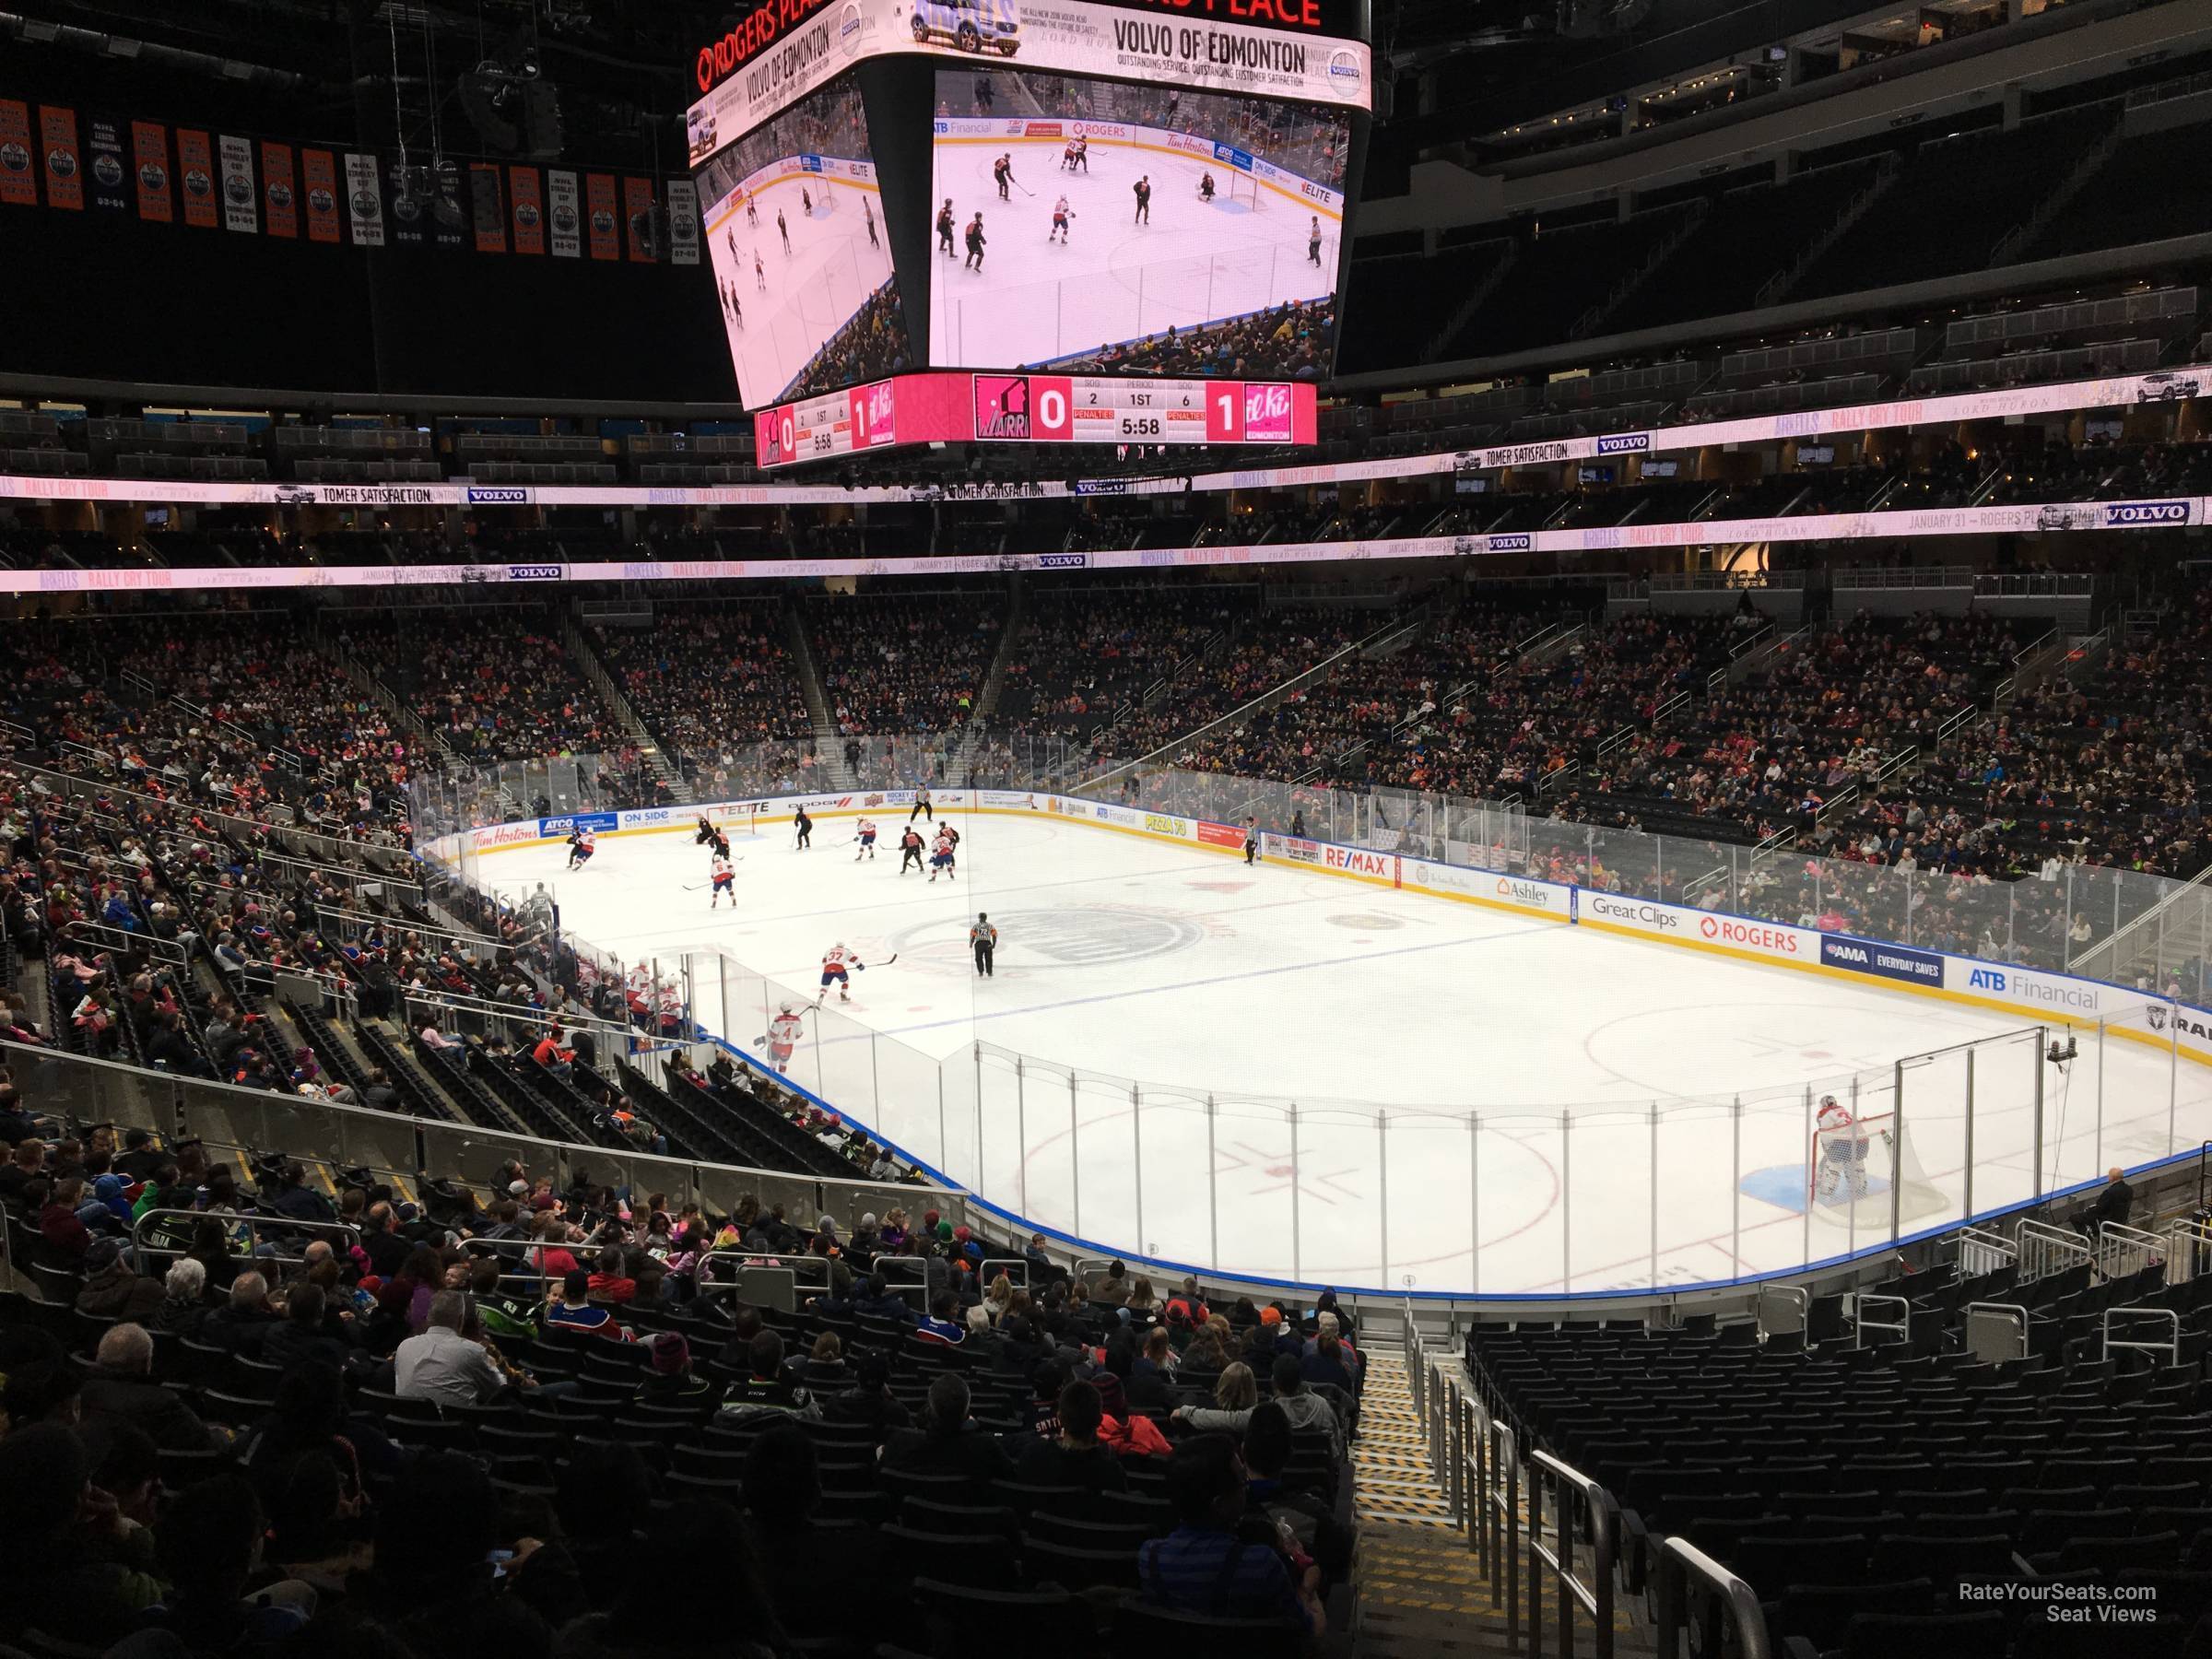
[689,0,1371,159]
[584,173,618,260]
[343,152,384,246]
[176,129,218,227]
[38,106,82,209]
[430,165,465,250]
[509,165,544,254]
[0,100,37,207]
[468,163,506,253]
[300,148,340,242]
[665,176,700,265]
[130,121,172,222]
[259,141,298,237]
[218,135,257,232]
[622,175,656,262]
[547,169,581,257]
[86,117,127,213]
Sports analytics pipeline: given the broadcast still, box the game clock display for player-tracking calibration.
[752,371,1315,466]
[971,374,1306,444]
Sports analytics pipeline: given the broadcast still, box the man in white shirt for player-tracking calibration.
[395,1290,506,1408]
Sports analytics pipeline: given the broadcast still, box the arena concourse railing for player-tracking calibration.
[0,1039,956,1245]
[410,747,2212,1300]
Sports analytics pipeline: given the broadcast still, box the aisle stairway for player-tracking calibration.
[1351,1335,1655,1659]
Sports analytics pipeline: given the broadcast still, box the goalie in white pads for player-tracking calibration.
[760,1001,806,1072]
[818,941,866,1003]
[1814,1093,1874,1202]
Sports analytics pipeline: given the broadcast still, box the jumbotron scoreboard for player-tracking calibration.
[753,371,1318,467]
[688,0,1371,464]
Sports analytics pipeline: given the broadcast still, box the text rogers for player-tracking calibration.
[1699,914,1800,953]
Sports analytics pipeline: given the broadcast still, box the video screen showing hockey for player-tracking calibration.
[929,70,1347,376]
[695,76,910,409]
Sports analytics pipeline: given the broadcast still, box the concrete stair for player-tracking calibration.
[1351,1346,1655,1659]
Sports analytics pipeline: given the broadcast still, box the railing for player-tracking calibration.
[6,1038,954,1242]
[1653,1538,1773,1659]
[1528,1450,1618,1659]
[2094,1218,2169,1280]
[1853,1291,1912,1350]
[1955,1225,2018,1277]
[1463,1386,1522,1645]
[2017,1217,2094,1282]
[2102,1305,2181,1366]
[128,1206,361,1277]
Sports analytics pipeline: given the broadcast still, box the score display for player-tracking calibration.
[753,371,1317,467]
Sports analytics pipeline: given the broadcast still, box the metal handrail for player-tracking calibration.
[127,1206,361,1276]
[1653,1536,1773,1659]
[2095,1218,2168,1281]
[1956,1225,2018,1277]
[1528,1448,1617,1659]
[2017,1216,2094,1281]
[1463,1383,1522,1644]
[2102,1304,2182,1365]
[1854,1291,1912,1349]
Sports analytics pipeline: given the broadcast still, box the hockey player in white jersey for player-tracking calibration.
[853,817,878,862]
[818,941,866,1003]
[709,853,735,908]
[760,1001,806,1072]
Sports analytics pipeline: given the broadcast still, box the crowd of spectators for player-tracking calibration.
[590,606,813,780]
[1064,300,1335,382]
[808,593,1004,736]
[339,614,631,768]
[785,285,913,403]
[0,1090,1361,1657]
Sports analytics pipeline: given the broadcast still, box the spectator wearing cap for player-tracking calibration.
[75,1237,164,1324]
[636,1330,715,1412]
[80,1323,216,1452]
[1139,1434,1323,1633]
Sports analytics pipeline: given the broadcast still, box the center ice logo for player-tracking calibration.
[894,907,1201,969]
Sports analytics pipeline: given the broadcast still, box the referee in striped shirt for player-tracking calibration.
[971,912,997,978]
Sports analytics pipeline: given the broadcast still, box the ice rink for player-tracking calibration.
[503,809,2212,1296]
[928,136,1339,369]
[704,172,894,406]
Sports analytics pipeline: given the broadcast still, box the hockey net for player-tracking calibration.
[1225,166,1261,213]
[811,181,837,217]
[1807,1112,1948,1227]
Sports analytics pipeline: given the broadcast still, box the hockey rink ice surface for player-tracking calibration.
[524,810,2212,1297]
[928,139,1338,369]
[705,173,894,407]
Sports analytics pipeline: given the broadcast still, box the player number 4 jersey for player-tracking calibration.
[770,1013,805,1046]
